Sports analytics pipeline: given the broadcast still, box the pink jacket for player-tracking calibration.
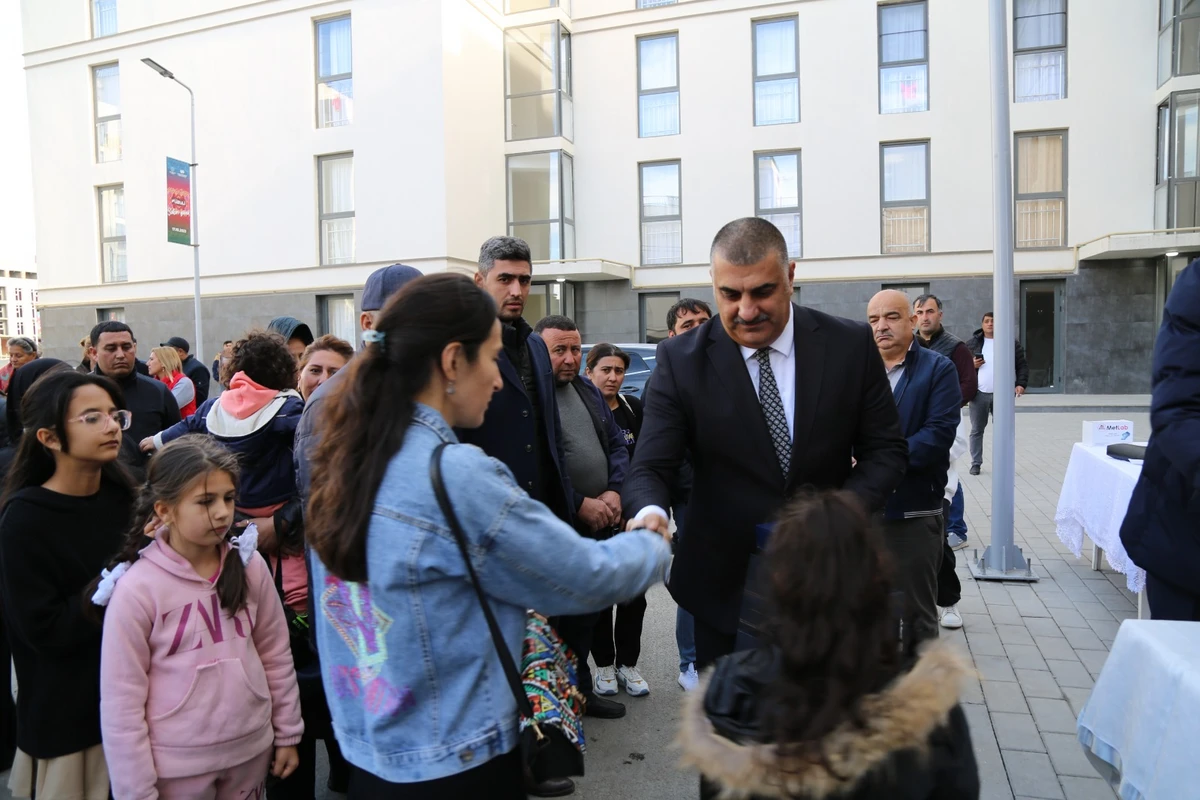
[100,538,303,800]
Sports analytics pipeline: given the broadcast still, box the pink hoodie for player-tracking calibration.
[100,538,303,800]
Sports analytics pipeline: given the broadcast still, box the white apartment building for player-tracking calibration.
[18,0,1194,391]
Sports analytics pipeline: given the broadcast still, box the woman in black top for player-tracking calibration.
[585,344,649,696]
[0,371,134,799]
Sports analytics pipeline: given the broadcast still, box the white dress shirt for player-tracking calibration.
[738,304,796,439]
[634,305,797,524]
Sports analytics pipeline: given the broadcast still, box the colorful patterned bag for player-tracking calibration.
[431,445,586,782]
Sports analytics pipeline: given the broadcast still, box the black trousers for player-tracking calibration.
[347,748,524,799]
[881,515,945,646]
[937,500,962,608]
[269,670,350,799]
[549,612,600,695]
[591,594,648,668]
[1146,573,1200,621]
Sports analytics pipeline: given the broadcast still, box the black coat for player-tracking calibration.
[967,331,1030,390]
[180,354,211,406]
[1121,261,1200,604]
[95,369,181,480]
[621,305,908,633]
[678,642,980,800]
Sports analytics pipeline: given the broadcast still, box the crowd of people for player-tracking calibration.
[0,217,1082,800]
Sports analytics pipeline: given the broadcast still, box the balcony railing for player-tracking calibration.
[321,219,355,265]
[641,220,682,264]
[1016,199,1064,248]
[882,206,929,253]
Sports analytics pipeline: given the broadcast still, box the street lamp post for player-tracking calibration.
[142,58,202,360]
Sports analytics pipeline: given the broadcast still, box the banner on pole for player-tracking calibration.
[167,157,192,245]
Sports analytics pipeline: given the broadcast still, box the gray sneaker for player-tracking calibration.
[948,533,969,550]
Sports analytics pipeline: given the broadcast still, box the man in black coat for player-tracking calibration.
[163,336,211,406]
[90,322,181,480]
[1121,261,1200,620]
[622,218,908,666]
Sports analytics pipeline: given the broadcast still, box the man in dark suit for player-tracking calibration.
[870,290,962,643]
[1121,260,1200,620]
[622,218,908,667]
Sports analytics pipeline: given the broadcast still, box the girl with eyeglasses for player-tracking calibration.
[0,371,136,800]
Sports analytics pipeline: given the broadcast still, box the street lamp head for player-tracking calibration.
[141,58,175,80]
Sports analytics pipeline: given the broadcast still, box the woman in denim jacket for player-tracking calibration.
[306,273,672,798]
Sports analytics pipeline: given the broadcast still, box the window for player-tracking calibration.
[638,0,676,7]
[316,16,353,128]
[1157,101,1171,228]
[753,17,799,126]
[318,154,355,265]
[319,294,357,343]
[638,34,679,137]
[755,151,802,258]
[98,185,126,282]
[1014,0,1066,102]
[0,321,6,336]
[524,282,575,324]
[640,161,682,264]
[641,293,679,343]
[1157,91,1200,228]
[14,289,22,302]
[1015,132,1066,248]
[1162,0,1200,84]
[505,23,572,141]
[15,323,23,336]
[93,64,121,162]
[97,307,125,323]
[880,142,930,253]
[507,151,575,261]
[92,0,116,37]
[0,288,7,301]
[15,306,22,319]
[882,283,930,303]
[879,2,928,114]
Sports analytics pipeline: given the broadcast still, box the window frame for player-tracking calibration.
[877,0,929,114]
[314,14,353,129]
[753,149,803,259]
[879,140,931,254]
[639,160,683,266]
[92,62,121,164]
[504,149,575,261]
[504,21,573,142]
[97,184,127,283]
[751,15,800,127]
[636,32,681,138]
[1013,129,1068,250]
[639,292,680,344]
[317,153,356,266]
[1012,0,1067,102]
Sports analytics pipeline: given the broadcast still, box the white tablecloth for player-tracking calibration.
[1078,620,1200,800]
[1054,443,1146,593]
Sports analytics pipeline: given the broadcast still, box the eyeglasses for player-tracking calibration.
[68,410,132,431]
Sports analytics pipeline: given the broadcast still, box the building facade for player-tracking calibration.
[19,0,1192,391]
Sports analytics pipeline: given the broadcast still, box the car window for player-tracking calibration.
[626,353,650,372]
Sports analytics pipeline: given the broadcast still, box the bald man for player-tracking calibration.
[623,218,908,667]
[868,290,963,643]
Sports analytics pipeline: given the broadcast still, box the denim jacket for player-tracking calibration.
[310,403,672,783]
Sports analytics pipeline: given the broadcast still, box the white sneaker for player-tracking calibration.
[616,665,650,696]
[939,605,964,630]
[594,665,618,696]
[677,664,699,692]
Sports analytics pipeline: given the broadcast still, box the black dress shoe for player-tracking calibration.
[583,692,626,719]
[969,464,981,475]
[525,776,576,797]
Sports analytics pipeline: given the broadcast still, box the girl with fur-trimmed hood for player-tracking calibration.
[677,491,980,800]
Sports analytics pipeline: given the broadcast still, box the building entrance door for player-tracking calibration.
[1020,280,1065,393]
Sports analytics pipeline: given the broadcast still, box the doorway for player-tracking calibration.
[1019,280,1064,392]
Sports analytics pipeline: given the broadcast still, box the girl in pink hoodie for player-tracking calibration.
[92,435,304,800]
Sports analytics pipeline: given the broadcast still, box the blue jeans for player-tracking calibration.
[676,607,696,671]
[947,484,967,538]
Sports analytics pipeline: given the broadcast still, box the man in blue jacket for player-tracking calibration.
[1121,261,1200,620]
[868,290,963,644]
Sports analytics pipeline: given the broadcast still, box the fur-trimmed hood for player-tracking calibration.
[676,641,974,799]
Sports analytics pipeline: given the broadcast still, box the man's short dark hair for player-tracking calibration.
[710,217,790,270]
[533,315,578,335]
[667,298,713,333]
[982,311,994,321]
[223,340,233,346]
[914,293,942,311]
[89,321,133,348]
[479,236,533,276]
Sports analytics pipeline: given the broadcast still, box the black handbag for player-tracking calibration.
[430,443,585,782]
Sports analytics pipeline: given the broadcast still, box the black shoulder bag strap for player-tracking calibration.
[430,443,538,725]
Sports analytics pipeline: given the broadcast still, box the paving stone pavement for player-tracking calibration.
[0,411,1143,799]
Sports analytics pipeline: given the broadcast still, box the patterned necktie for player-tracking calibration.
[755,347,791,477]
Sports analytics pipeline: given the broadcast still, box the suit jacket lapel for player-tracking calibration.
[707,321,783,488]
[790,304,825,481]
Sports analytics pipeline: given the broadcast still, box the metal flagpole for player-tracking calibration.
[970,0,1037,582]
